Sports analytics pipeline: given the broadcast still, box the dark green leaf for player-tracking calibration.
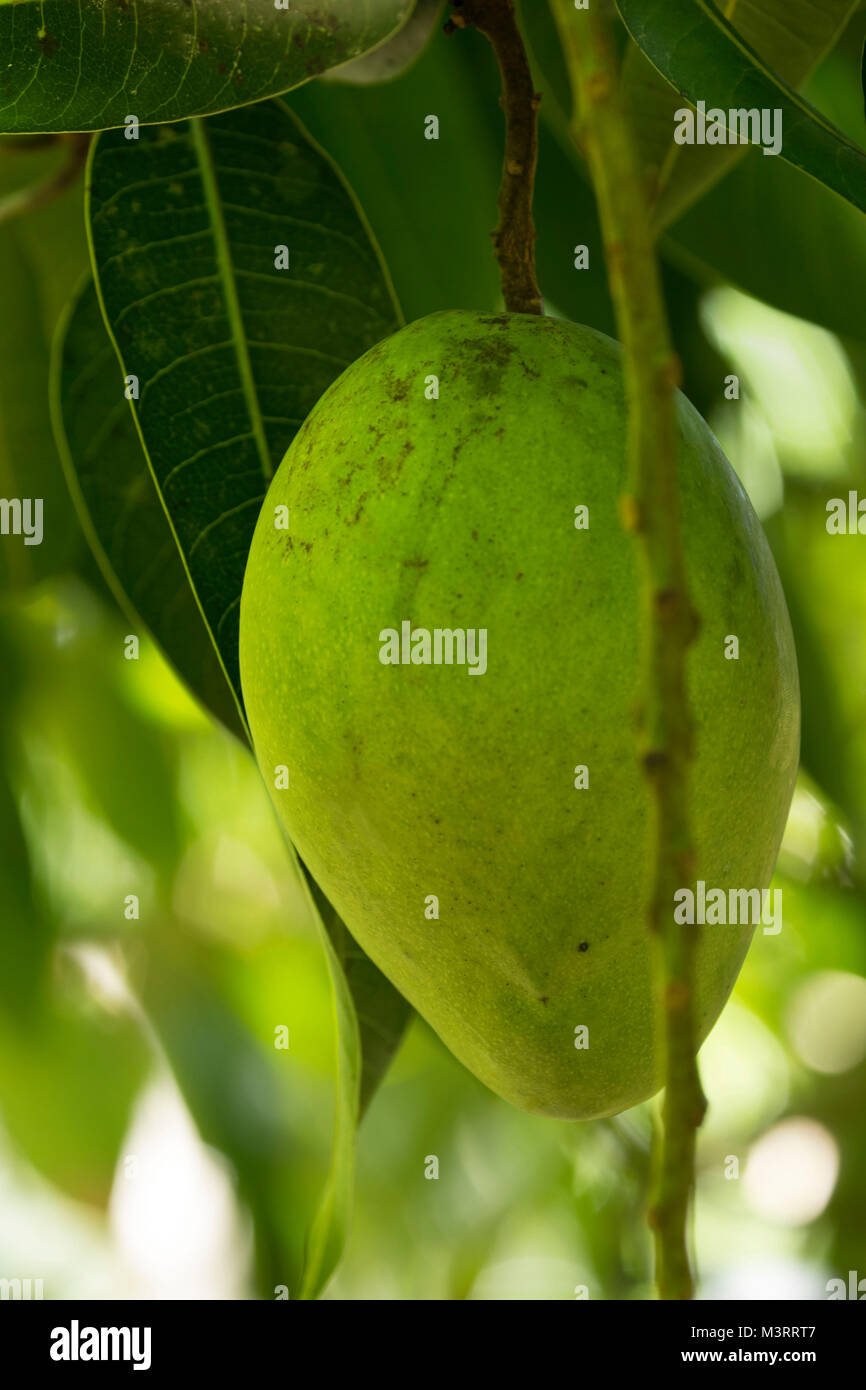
[50,275,246,740]
[616,0,866,220]
[295,15,611,329]
[325,0,442,85]
[663,49,866,343]
[0,222,81,590]
[0,0,414,135]
[0,616,52,1019]
[0,762,50,1020]
[290,24,502,320]
[516,0,578,127]
[663,142,866,343]
[619,0,859,229]
[87,98,401,698]
[532,113,616,334]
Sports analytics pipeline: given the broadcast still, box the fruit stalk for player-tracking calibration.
[551,1,706,1299]
[448,1,543,315]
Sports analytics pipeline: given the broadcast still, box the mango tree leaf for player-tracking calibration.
[0,616,149,1205]
[0,0,414,135]
[15,600,188,879]
[516,0,576,129]
[616,0,866,220]
[139,927,325,1295]
[290,23,502,320]
[288,858,409,1297]
[0,137,91,590]
[0,137,91,334]
[619,0,859,230]
[294,16,611,329]
[325,0,441,86]
[295,865,363,1299]
[0,762,48,1020]
[0,617,52,1021]
[664,54,866,344]
[84,96,412,1289]
[50,275,246,740]
[86,98,401,697]
[0,950,150,1207]
[0,222,82,590]
[663,144,866,343]
[766,493,866,881]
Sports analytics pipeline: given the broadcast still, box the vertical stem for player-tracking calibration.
[551,1,706,1299]
[448,0,543,314]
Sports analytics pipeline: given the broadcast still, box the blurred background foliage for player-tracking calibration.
[1,1,866,1298]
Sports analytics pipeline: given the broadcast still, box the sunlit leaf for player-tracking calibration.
[295,860,410,1297]
[0,950,150,1207]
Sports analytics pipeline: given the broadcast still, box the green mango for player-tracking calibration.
[239,311,800,1120]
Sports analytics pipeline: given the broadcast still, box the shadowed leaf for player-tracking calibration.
[51,275,246,740]
[616,0,866,222]
[0,0,414,134]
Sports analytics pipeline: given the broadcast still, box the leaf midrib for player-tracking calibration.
[190,116,273,485]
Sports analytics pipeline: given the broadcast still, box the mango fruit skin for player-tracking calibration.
[239,310,800,1120]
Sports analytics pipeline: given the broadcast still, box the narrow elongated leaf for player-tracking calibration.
[0,950,150,1207]
[0,222,81,590]
[86,97,401,697]
[664,54,866,343]
[0,760,48,1019]
[616,0,866,220]
[0,618,51,1020]
[620,0,859,229]
[50,276,246,740]
[84,98,412,1290]
[140,929,320,1295]
[296,864,363,1300]
[665,142,866,343]
[0,0,413,134]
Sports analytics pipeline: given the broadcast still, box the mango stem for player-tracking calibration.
[447,1,543,315]
[551,0,706,1300]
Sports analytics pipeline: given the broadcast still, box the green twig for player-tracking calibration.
[448,0,543,314]
[551,0,706,1300]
